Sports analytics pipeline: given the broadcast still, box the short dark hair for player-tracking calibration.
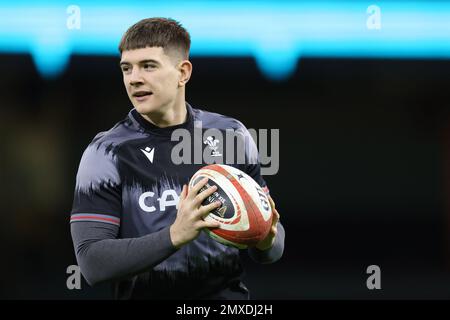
[119,17,191,60]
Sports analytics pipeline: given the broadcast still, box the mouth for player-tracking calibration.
[132,91,153,102]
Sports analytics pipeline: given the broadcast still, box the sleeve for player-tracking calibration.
[239,124,270,195]
[70,139,122,226]
[70,139,178,286]
[71,221,177,286]
[238,122,285,263]
[248,222,285,264]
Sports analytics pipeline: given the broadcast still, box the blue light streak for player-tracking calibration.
[0,1,449,80]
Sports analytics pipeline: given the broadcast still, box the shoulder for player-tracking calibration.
[191,106,248,131]
[191,105,259,162]
[83,111,148,158]
[75,115,143,191]
[90,116,142,149]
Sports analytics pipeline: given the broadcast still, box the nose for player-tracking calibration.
[129,67,144,86]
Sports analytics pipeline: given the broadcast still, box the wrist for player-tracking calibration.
[169,225,182,249]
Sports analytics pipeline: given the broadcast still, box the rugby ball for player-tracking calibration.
[188,164,272,249]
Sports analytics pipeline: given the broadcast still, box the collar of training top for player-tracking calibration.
[130,102,194,136]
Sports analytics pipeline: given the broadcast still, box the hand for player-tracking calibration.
[255,195,280,251]
[170,178,222,249]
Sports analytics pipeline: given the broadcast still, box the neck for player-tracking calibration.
[142,94,187,128]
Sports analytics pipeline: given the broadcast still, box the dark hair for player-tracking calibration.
[119,17,191,60]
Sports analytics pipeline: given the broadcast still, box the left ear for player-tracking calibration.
[178,60,192,87]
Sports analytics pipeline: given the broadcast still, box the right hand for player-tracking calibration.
[170,178,222,249]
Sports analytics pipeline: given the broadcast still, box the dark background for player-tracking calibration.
[1,53,449,299]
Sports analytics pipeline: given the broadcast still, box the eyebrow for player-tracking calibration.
[119,59,160,67]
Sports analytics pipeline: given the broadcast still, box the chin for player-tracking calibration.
[133,102,161,115]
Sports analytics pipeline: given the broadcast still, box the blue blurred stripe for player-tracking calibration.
[0,1,450,79]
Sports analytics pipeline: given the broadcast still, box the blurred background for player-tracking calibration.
[1,0,450,299]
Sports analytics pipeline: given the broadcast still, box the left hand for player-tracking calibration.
[255,195,280,251]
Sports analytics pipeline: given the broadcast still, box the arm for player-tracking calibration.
[236,124,285,264]
[70,140,175,286]
[71,178,220,286]
[248,223,285,264]
[248,196,285,264]
[70,221,177,286]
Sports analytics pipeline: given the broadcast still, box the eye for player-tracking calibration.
[144,63,156,70]
[121,65,131,73]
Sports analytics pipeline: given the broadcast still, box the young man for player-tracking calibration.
[70,17,285,299]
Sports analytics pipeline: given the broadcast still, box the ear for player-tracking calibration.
[177,60,192,87]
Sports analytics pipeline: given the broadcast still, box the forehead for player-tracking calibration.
[120,46,170,64]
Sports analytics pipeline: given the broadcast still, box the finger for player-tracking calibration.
[271,225,278,235]
[272,208,280,225]
[194,184,218,206]
[197,200,222,219]
[184,184,189,198]
[188,177,209,199]
[268,195,276,209]
[179,184,187,202]
[198,220,221,229]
